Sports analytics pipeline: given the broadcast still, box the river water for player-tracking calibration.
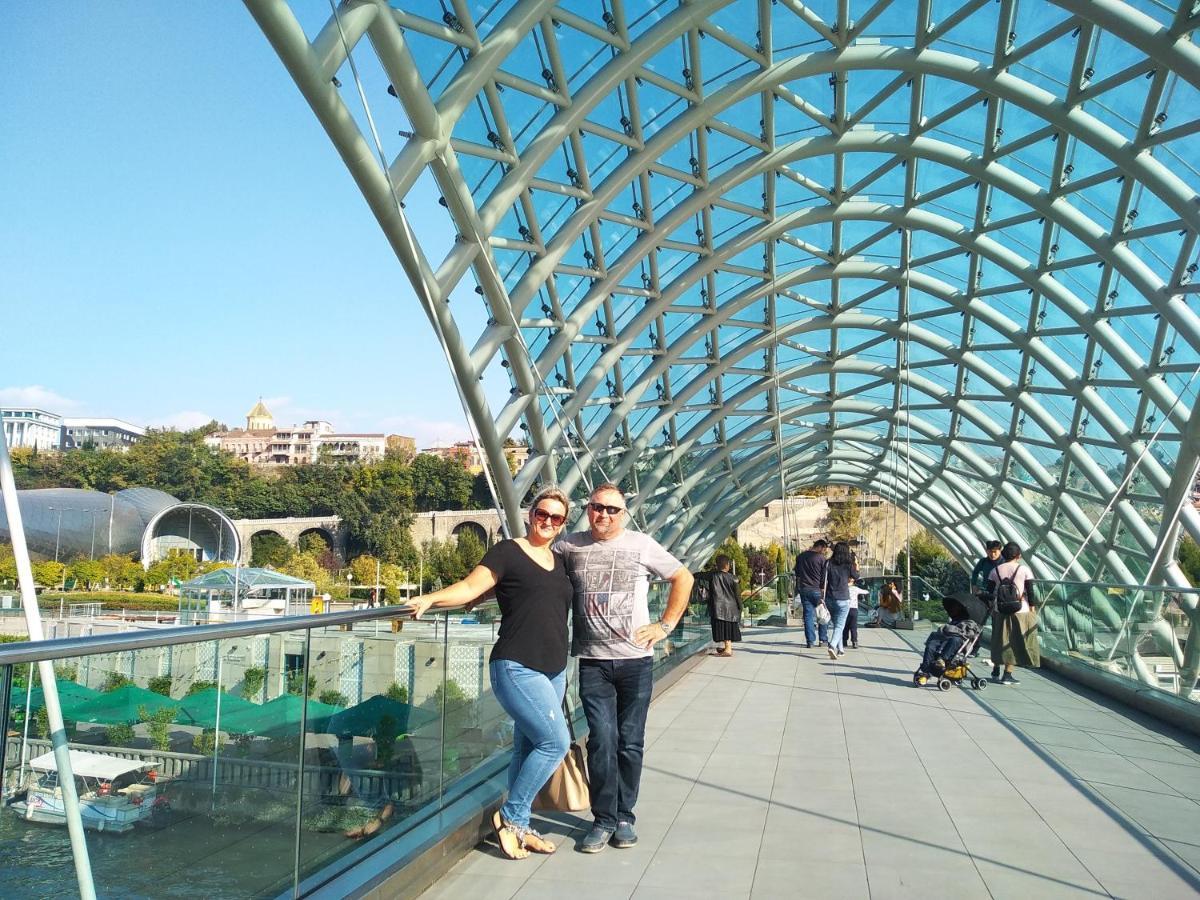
[0,805,346,898]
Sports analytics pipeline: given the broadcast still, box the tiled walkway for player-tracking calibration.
[419,627,1200,899]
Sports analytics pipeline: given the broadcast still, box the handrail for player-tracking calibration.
[1031,578,1199,595]
[0,602,419,666]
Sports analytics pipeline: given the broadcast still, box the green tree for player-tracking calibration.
[894,529,952,577]
[286,672,316,696]
[148,675,173,697]
[140,704,177,752]
[193,729,225,755]
[318,690,349,707]
[34,706,49,739]
[241,666,266,702]
[349,554,380,589]
[456,529,486,573]
[0,546,17,584]
[298,531,331,556]
[68,559,106,590]
[1179,536,1200,587]
[251,532,293,568]
[826,488,864,542]
[31,561,66,589]
[410,454,473,511]
[100,553,141,590]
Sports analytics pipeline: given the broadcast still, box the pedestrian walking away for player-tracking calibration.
[414,488,574,860]
[793,539,830,647]
[824,541,860,659]
[988,542,1041,686]
[555,483,693,854]
[708,555,742,657]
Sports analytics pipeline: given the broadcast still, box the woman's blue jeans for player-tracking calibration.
[489,659,569,829]
[827,599,851,652]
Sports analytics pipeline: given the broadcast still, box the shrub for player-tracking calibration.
[102,673,133,692]
[286,672,316,697]
[318,690,349,707]
[188,680,218,695]
[193,729,225,755]
[34,707,49,739]
[105,722,135,747]
[241,666,265,701]
[148,675,173,697]
[140,705,177,752]
[384,682,409,703]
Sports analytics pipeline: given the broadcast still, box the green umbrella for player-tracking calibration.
[25,681,101,720]
[323,694,437,738]
[71,684,179,725]
[217,693,343,736]
[175,688,260,730]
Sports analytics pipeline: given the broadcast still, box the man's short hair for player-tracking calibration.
[986,540,1002,551]
[812,539,829,549]
[590,481,624,499]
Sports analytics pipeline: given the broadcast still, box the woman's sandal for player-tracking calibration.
[490,810,534,859]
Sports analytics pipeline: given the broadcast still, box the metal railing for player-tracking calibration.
[0,583,711,899]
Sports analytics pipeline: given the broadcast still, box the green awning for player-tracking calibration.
[25,681,101,720]
[71,685,179,725]
[322,694,436,738]
[175,688,260,730]
[217,693,343,736]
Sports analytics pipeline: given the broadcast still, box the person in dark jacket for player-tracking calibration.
[708,555,742,657]
[970,541,1003,592]
[794,539,829,648]
[825,542,860,660]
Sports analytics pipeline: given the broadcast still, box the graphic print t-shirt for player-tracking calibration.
[554,530,683,660]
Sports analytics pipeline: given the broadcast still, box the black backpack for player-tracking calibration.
[992,568,1023,616]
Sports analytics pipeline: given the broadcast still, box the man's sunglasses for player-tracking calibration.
[532,508,566,526]
[588,502,625,516]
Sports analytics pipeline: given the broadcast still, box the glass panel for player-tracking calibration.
[1034,580,1200,704]
[0,634,304,898]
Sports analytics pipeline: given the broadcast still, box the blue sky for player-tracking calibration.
[1,4,489,445]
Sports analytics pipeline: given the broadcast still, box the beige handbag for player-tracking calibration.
[532,691,590,812]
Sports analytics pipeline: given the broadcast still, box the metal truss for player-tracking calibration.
[246,0,1200,595]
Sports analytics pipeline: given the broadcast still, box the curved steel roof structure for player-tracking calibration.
[248,0,1200,582]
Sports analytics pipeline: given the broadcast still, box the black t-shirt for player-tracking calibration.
[482,539,573,675]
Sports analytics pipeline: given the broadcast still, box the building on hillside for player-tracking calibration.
[205,399,390,466]
[418,440,528,474]
[60,417,145,451]
[317,434,386,463]
[387,434,416,458]
[1,408,64,450]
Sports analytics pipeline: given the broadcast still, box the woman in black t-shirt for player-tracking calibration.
[413,488,573,861]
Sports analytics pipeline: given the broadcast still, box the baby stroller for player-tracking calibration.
[913,592,991,692]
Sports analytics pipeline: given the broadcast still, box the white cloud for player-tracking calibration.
[151,410,218,431]
[0,385,82,412]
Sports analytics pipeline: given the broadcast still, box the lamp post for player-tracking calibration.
[347,571,353,606]
[47,505,64,563]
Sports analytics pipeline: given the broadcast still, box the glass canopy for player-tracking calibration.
[248,0,1200,584]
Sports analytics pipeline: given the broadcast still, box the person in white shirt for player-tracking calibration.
[844,583,868,649]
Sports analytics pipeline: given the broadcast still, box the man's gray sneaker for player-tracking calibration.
[610,821,638,848]
[578,825,613,853]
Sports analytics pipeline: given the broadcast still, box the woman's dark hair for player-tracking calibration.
[1002,542,1022,561]
[714,554,731,571]
[830,541,853,566]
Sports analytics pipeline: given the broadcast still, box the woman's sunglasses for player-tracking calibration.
[532,508,566,526]
[588,502,625,516]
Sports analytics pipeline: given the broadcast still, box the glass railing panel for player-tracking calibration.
[0,633,306,898]
[286,610,451,887]
[1032,580,1200,705]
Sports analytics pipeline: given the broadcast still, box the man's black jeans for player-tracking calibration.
[578,656,654,830]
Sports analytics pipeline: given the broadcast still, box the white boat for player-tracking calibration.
[10,749,164,834]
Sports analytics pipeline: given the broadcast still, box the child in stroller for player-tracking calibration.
[913,593,991,691]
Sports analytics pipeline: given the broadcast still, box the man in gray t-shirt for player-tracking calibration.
[554,483,692,853]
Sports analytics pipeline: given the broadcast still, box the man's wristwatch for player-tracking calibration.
[658,619,674,635]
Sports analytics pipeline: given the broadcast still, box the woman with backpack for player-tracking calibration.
[988,542,1040,685]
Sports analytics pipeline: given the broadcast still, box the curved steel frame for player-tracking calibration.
[246,3,1200,671]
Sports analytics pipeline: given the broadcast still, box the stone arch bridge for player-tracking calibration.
[233,509,504,565]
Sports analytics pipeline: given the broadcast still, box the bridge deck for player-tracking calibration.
[419,627,1200,899]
